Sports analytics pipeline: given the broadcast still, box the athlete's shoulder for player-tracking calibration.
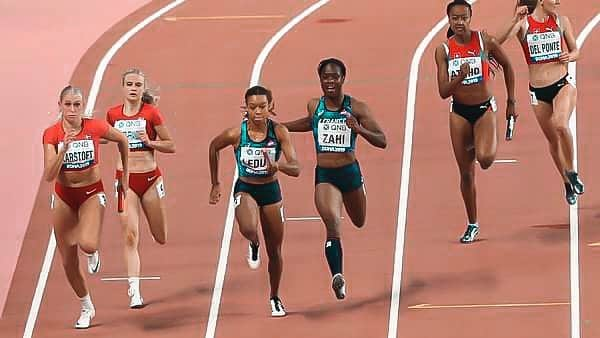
[106,104,123,115]
[307,97,320,113]
[42,121,61,139]
[85,118,110,134]
[350,97,369,115]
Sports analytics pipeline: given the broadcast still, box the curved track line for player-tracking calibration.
[84,0,187,116]
[385,1,479,337]
[568,12,600,338]
[22,1,187,337]
[203,2,330,337]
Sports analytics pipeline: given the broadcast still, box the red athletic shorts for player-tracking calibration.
[54,181,105,211]
[116,167,162,198]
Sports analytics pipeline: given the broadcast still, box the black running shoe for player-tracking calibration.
[332,273,346,300]
[460,224,479,244]
[566,171,584,195]
[270,296,286,317]
[247,242,260,269]
[565,183,577,205]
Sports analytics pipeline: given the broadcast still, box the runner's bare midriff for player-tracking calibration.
[117,150,156,173]
[317,152,356,168]
[528,62,568,87]
[58,166,102,187]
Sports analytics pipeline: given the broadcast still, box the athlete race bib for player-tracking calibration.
[317,117,351,152]
[61,139,95,169]
[448,57,484,85]
[240,146,277,175]
[526,31,561,62]
[114,119,147,150]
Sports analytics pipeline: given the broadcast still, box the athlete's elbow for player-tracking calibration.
[43,171,55,182]
[439,89,450,99]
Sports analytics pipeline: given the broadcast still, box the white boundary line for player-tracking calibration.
[386,1,479,337]
[100,276,161,281]
[22,1,187,337]
[23,230,56,338]
[568,12,600,338]
[203,2,330,338]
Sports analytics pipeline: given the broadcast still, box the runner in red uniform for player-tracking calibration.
[497,0,584,205]
[43,85,129,329]
[106,68,176,309]
[435,0,517,243]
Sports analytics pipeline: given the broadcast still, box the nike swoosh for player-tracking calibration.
[147,176,156,182]
[86,189,97,195]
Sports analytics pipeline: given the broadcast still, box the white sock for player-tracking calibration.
[79,294,94,310]
[128,277,140,293]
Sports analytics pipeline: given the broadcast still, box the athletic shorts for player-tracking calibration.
[115,167,163,199]
[529,73,575,105]
[451,97,497,125]
[315,161,364,193]
[234,179,282,206]
[54,180,106,211]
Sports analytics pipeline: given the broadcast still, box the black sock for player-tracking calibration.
[250,242,259,260]
[565,182,574,194]
[325,238,343,276]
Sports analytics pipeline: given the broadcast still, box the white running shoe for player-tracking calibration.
[74,307,95,329]
[247,242,260,270]
[332,273,346,300]
[128,287,144,309]
[270,297,286,317]
[86,251,100,275]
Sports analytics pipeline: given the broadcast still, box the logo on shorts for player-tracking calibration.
[86,189,97,195]
[147,176,156,182]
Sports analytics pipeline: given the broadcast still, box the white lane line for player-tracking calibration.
[23,2,187,337]
[23,230,56,338]
[386,1,480,337]
[84,0,187,117]
[568,12,600,338]
[100,276,161,281]
[203,2,330,338]
[286,216,344,221]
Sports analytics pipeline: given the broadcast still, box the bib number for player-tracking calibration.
[115,119,147,149]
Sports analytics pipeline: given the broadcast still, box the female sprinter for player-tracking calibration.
[496,0,584,205]
[209,85,300,317]
[43,85,129,328]
[283,58,387,300]
[106,68,175,308]
[434,0,517,243]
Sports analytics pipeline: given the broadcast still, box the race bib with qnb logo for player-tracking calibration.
[527,31,562,62]
[61,139,95,169]
[448,56,483,85]
[317,117,351,152]
[114,119,147,149]
[240,146,277,175]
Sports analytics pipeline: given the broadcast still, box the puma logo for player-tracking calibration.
[467,50,476,56]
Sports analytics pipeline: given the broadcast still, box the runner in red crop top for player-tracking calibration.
[496,0,584,205]
[435,0,517,244]
[106,68,176,309]
[42,85,129,329]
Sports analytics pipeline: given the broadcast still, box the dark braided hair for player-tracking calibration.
[317,58,347,78]
[446,0,473,38]
[244,85,273,104]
